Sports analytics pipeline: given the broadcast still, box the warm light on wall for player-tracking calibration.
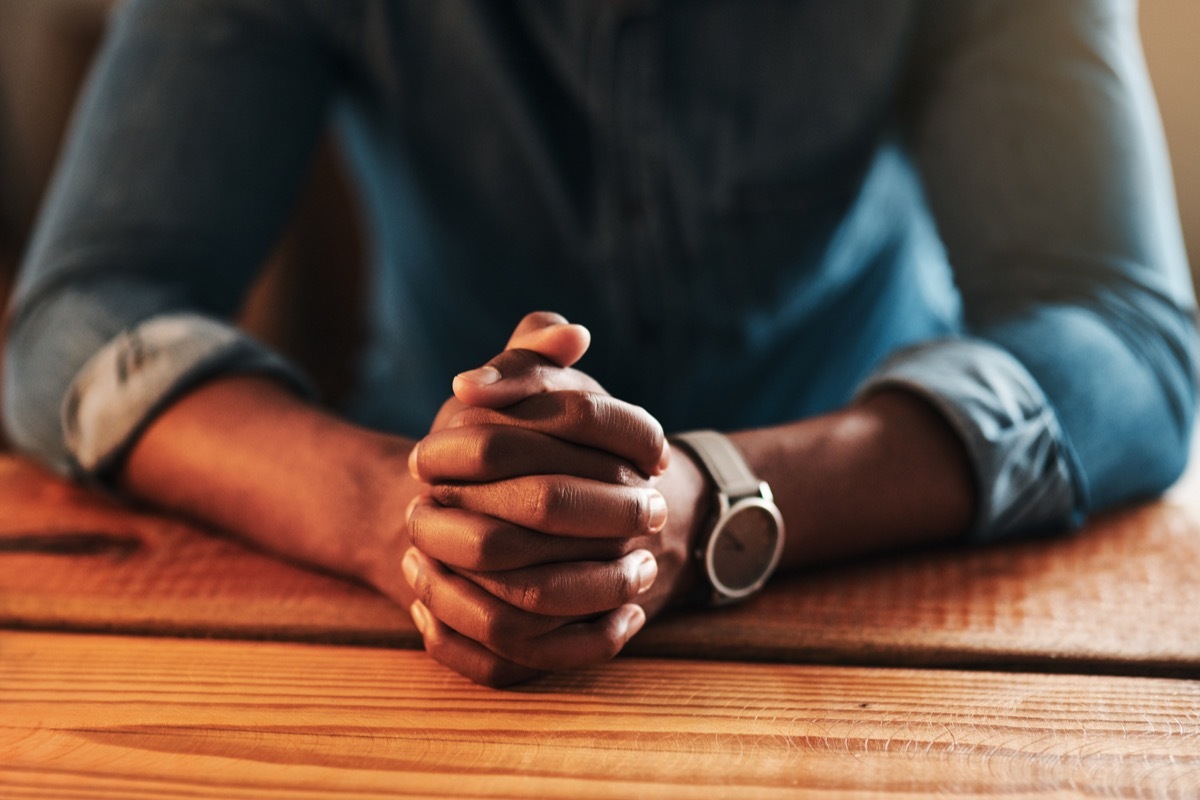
[1141,0,1200,282]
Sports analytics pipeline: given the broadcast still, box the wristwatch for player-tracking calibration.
[671,430,785,606]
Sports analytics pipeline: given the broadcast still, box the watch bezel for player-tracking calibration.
[702,485,786,603]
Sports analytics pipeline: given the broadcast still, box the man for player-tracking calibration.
[4,1,1196,685]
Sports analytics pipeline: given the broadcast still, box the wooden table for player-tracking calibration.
[3,450,1200,798]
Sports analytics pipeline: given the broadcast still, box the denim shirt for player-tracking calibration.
[4,0,1196,541]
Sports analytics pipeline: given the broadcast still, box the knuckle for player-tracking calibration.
[611,462,645,487]
[406,509,427,549]
[467,428,507,474]
[461,431,488,474]
[625,490,650,534]
[421,625,526,688]
[477,604,511,645]
[595,538,636,562]
[430,483,461,508]
[472,524,511,570]
[486,427,522,469]
[561,390,602,429]
[528,360,556,391]
[615,561,640,602]
[462,532,490,571]
[629,406,665,463]
[526,480,564,527]
[515,580,545,613]
[498,528,564,570]
[414,572,435,611]
[498,348,545,378]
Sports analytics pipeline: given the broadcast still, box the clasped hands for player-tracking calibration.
[400,312,703,686]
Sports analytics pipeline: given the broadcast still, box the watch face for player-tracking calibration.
[709,500,783,595]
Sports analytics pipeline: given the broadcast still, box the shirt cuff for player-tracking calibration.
[61,313,316,478]
[855,337,1085,542]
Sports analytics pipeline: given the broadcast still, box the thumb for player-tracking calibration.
[452,312,600,408]
[504,311,591,368]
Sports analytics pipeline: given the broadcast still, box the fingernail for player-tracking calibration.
[621,605,647,641]
[402,548,420,588]
[410,600,431,636]
[407,443,421,479]
[635,552,658,594]
[455,365,502,386]
[648,490,668,533]
[405,495,421,526]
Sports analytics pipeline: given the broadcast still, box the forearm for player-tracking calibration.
[3,0,332,470]
[728,388,977,570]
[118,375,421,600]
[909,0,1196,519]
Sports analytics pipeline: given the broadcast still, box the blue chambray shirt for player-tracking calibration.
[4,0,1197,541]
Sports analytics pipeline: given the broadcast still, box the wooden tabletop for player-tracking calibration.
[3,452,1200,674]
[4,631,1199,798]
[3,448,1200,798]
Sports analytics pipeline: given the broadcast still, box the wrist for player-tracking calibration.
[649,442,710,611]
[349,431,423,602]
[671,431,787,606]
[120,375,425,599]
[727,388,976,571]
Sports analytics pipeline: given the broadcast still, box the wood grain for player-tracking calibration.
[0,457,417,644]
[2,449,1199,673]
[636,478,1200,674]
[2,631,1198,799]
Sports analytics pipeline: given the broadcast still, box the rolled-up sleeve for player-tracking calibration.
[866,0,1198,540]
[61,313,313,476]
[2,0,336,478]
[858,337,1081,539]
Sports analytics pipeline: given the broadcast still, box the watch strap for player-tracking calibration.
[671,430,761,499]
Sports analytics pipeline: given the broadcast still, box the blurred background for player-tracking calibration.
[1141,0,1200,279]
[0,0,365,415]
[0,0,1197,439]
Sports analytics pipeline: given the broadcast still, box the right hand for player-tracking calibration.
[403,312,674,685]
